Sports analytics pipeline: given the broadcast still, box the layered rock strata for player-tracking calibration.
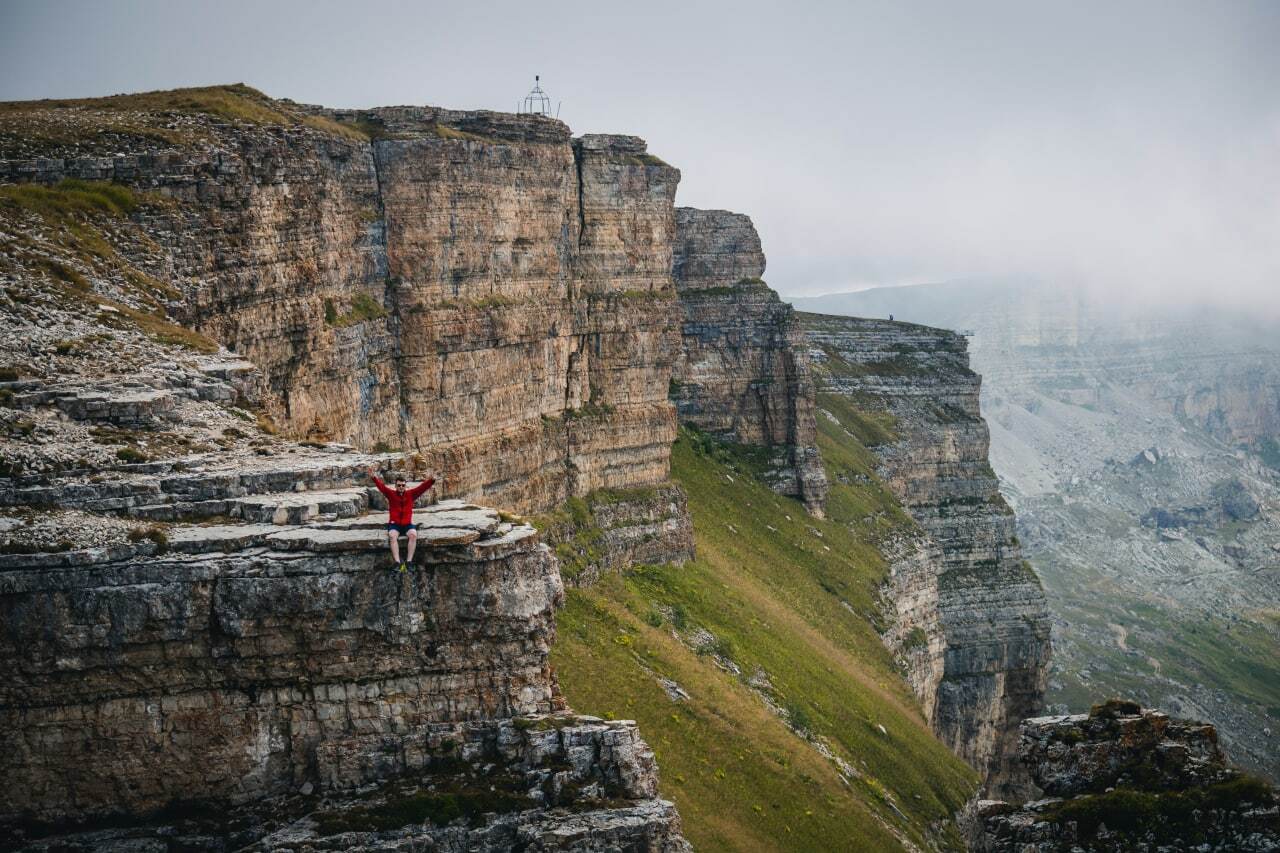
[0,100,683,516]
[801,313,1051,797]
[14,714,691,852]
[790,281,1280,778]
[0,499,559,822]
[969,701,1280,852]
[876,531,948,724]
[0,455,689,848]
[670,208,827,514]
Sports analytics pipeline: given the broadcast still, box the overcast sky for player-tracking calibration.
[3,0,1278,308]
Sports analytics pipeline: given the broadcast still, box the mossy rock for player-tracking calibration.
[1089,698,1142,719]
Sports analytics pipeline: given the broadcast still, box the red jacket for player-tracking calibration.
[374,477,434,525]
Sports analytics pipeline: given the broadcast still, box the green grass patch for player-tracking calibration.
[313,787,527,835]
[96,301,218,353]
[115,447,148,463]
[432,124,502,144]
[300,113,369,141]
[323,293,389,328]
[622,152,671,167]
[1,84,285,125]
[0,179,139,218]
[552,431,976,851]
[817,392,898,450]
[1,84,374,143]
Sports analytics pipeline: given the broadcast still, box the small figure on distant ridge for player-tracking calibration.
[367,467,435,572]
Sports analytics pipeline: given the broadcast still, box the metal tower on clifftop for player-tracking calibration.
[518,75,559,118]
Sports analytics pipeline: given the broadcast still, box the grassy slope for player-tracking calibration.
[0,83,367,142]
[0,179,218,353]
[551,431,977,852]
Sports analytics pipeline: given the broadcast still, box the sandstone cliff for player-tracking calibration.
[800,313,1052,797]
[0,85,699,851]
[0,90,683,516]
[670,208,827,514]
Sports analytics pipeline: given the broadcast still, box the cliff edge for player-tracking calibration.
[801,312,1053,797]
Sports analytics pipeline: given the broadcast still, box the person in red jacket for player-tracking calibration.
[367,467,435,571]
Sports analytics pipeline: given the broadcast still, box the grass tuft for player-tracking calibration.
[324,292,388,328]
[0,179,140,218]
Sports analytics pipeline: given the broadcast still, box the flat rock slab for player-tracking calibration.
[266,526,386,552]
[319,505,502,537]
[231,489,369,524]
[167,523,279,554]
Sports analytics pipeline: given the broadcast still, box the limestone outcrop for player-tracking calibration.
[969,701,1280,852]
[801,313,1052,797]
[670,208,827,514]
[0,453,689,849]
[1,85,1077,843]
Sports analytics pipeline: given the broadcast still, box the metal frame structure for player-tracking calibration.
[517,75,559,118]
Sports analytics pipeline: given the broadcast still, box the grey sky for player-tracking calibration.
[3,0,1278,308]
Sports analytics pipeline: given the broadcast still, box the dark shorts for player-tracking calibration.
[386,523,417,535]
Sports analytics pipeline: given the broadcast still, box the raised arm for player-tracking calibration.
[409,476,435,499]
[367,467,395,498]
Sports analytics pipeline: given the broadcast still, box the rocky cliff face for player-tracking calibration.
[0,450,689,849]
[0,86,697,851]
[792,280,1280,780]
[969,700,1279,852]
[800,313,1052,797]
[670,208,827,514]
[0,94,683,516]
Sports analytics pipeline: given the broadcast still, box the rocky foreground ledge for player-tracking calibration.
[0,461,689,851]
[968,700,1279,852]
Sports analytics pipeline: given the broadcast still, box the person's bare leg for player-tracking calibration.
[388,530,401,564]
[406,529,418,564]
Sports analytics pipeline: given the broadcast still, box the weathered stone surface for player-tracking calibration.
[671,208,828,515]
[7,715,691,852]
[0,101,683,517]
[369,122,682,514]
[0,514,561,823]
[802,313,1052,797]
[876,530,947,723]
[968,702,1280,852]
[1021,703,1233,797]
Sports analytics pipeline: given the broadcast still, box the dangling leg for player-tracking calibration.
[387,529,401,564]
[406,528,418,565]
